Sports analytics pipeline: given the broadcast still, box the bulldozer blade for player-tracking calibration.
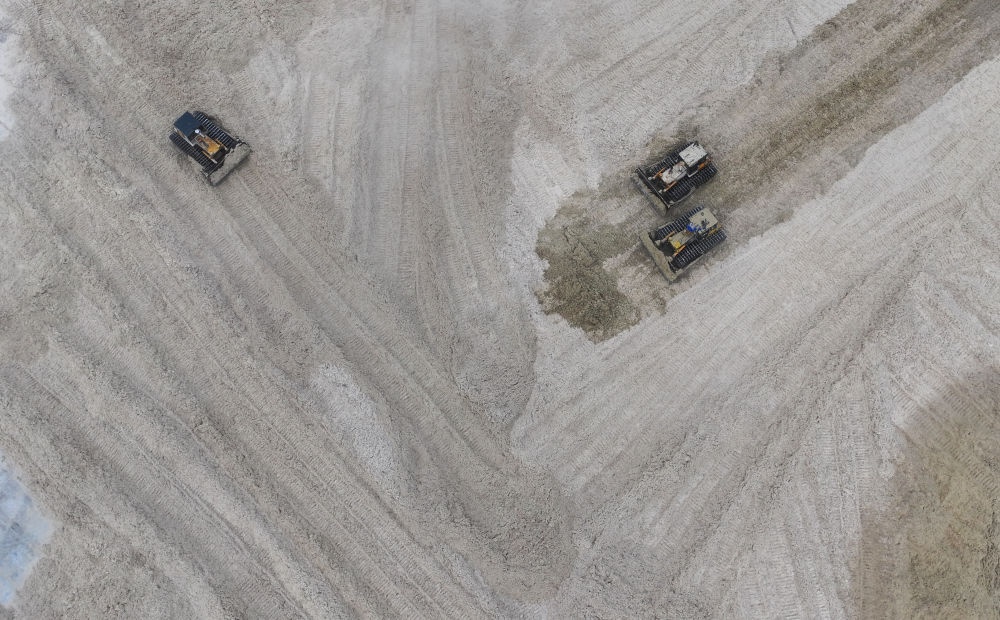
[640,232,679,281]
[206,143,252,186]
[633,169,669,216]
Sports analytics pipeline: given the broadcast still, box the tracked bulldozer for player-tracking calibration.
[641,206,727,280]
[170,111,251,186]
[635,141,717,214]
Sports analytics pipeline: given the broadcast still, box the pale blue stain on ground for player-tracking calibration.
[0,460,52,606]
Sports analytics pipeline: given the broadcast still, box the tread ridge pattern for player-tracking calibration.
[192,111,240,149]
[169,132,218,171]
[672,229,727,270]
[651,206,706,242]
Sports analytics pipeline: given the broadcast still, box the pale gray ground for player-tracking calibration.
[0,0,998,617]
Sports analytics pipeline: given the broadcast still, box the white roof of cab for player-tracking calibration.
[690,207,718,228]
[679,143,708,167]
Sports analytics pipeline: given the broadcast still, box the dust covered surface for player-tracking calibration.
[859,371,1000,617]
[0,0,998,616]
[537,0,1000,339]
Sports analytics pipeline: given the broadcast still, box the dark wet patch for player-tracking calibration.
[535,181,649,342]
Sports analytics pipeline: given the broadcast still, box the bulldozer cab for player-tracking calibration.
[174,112,223,159]
[679,143,708,167]
[173,112,202,140]
[687,208,718,231]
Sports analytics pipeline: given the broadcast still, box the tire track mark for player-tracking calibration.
[5,3,494,616]
[536,0,1000,340]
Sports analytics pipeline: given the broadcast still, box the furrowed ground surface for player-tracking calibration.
[0,0,998,617]
[537,0,1000,340]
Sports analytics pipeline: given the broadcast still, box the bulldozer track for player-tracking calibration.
[169,131,220,172]
[192,111,241,150]
[672,228,727,270]
[650,205,705,242]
